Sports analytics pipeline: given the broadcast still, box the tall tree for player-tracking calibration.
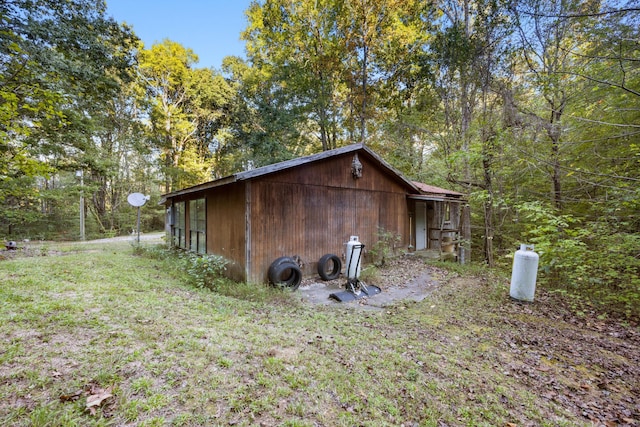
[221,55,310,171]
[511,0,599,210]
[241,0,434,154]
[430,0,514,264]
[0,0,137,237]
[243,0,347,151]
[138,40,233,192]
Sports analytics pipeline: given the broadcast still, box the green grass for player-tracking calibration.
[0,241,637,426]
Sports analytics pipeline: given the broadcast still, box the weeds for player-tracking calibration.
[132,243,228,291]
[367,227,402,267]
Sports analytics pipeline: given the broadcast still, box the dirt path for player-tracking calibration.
[78,232,165,244]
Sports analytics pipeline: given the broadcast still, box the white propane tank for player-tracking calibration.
[345,236,363,280]
[510,244,539,302]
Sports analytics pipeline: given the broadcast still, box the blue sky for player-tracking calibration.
[106,0,252,69]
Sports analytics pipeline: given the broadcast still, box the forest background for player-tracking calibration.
[1,0,638,315]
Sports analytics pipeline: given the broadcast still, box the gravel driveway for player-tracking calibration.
[79,232,166,244]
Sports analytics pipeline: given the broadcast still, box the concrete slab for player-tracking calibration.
[298,269,440,310]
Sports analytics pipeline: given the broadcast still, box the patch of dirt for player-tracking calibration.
[298,254,447,308]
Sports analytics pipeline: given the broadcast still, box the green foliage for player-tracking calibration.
[517,201,640,316]
[581,229,640,316]
[517,201,587,280]
[133,244,228,291]
[241,0,436,150]
[0,0,146,239]
[180,251,229,290]
[132,243,298,304]
[368,228,402,267]
[138,40,233,192]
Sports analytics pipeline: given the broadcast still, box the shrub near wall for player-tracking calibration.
[133,245,228,291]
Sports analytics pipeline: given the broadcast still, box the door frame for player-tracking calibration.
[415,201,427,250]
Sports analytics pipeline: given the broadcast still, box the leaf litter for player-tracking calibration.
[60,383,114,416]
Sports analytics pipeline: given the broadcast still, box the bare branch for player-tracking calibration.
[559,46,640,63]
[567,114,640,128]
[517,7,640,19]
[562,71,640,97]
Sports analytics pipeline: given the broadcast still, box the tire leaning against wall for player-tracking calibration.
[268,256,295,282]
[317,254,342,281]
[269,261,303,290]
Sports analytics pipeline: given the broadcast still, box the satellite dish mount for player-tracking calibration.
[127,193,150,243]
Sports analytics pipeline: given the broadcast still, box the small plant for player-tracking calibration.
[217,357,232,368]
[133,244,229,291]
[131,377,153,396]
[131,242,172,258]
[359,265,379,283]
[368,228,401,267]
[182,252,228,290]
[39,245,49,256]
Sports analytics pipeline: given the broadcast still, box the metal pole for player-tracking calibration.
[77,170,85,241]
[137,206,141,243]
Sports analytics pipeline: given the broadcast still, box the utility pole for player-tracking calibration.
[76,170,85,241]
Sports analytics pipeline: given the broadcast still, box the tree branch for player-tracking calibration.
[562,71,640,97]
[518,7,640,19]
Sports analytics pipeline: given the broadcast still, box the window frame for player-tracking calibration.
[172,201,186,249]
[189,198,206,254]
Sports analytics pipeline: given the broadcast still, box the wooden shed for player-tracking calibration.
[161,144,468,283]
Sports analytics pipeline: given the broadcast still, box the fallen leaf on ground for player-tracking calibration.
[85,386,113,415]
[59,390,83,402]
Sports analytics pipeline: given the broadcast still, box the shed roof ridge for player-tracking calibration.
[161,143,422,198]
[235,143,365,181]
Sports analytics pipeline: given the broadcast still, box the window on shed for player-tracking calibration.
[172,202,186,248]
[189,198,206,254]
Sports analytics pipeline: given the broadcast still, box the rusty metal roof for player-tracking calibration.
[412,181,465,197]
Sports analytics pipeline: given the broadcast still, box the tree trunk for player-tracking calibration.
[482,151,495,267]
[360,43,368,144]
[548,103,564,210]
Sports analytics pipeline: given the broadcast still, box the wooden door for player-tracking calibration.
[415,201,427,250]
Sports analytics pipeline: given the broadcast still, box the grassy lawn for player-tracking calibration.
[0,241,638,426]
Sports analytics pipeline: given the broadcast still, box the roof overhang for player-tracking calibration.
[407,194,467,203]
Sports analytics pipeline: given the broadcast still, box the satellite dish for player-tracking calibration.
[127,193,149,207]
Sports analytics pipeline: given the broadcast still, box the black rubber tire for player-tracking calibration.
[270,261,302,291]
[268,256,295,283]
[317,253,342,281]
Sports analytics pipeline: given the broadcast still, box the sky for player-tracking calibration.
[105,0,252,69]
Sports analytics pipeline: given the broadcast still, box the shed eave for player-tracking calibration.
[408,194,467,202]
[161,175,239,200]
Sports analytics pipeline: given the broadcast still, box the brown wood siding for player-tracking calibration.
[204,182,247,281]
[260,152,409,193]
[248,153,411,283]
